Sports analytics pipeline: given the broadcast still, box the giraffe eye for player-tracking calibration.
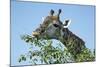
[53,24,59,27]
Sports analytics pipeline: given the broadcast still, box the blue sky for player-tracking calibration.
[11,1,95,66]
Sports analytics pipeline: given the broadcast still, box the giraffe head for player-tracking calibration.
[32,9,85,57]
[32,9,70,39]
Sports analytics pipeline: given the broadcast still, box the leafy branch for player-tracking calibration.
[18,34,95,65]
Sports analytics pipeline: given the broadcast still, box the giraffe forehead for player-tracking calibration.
[50,16,58,21]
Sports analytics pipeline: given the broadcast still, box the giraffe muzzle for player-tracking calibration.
[32,32,40,36]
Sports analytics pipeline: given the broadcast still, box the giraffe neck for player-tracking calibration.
[59,28,86,59]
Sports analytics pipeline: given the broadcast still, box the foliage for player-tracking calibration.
[75,48,95,62]
[18,34,95,65]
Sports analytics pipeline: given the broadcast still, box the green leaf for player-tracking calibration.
[18,59,21,63]
[30,56,32,59]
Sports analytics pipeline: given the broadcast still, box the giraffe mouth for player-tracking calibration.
[32,32,40,36]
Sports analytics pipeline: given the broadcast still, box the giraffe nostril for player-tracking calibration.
[53,24,59,27]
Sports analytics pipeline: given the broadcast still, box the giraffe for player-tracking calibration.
[32,9,86,59]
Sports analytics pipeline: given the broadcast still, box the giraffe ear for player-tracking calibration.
[63,19,71,28]
[42,17,45,22]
